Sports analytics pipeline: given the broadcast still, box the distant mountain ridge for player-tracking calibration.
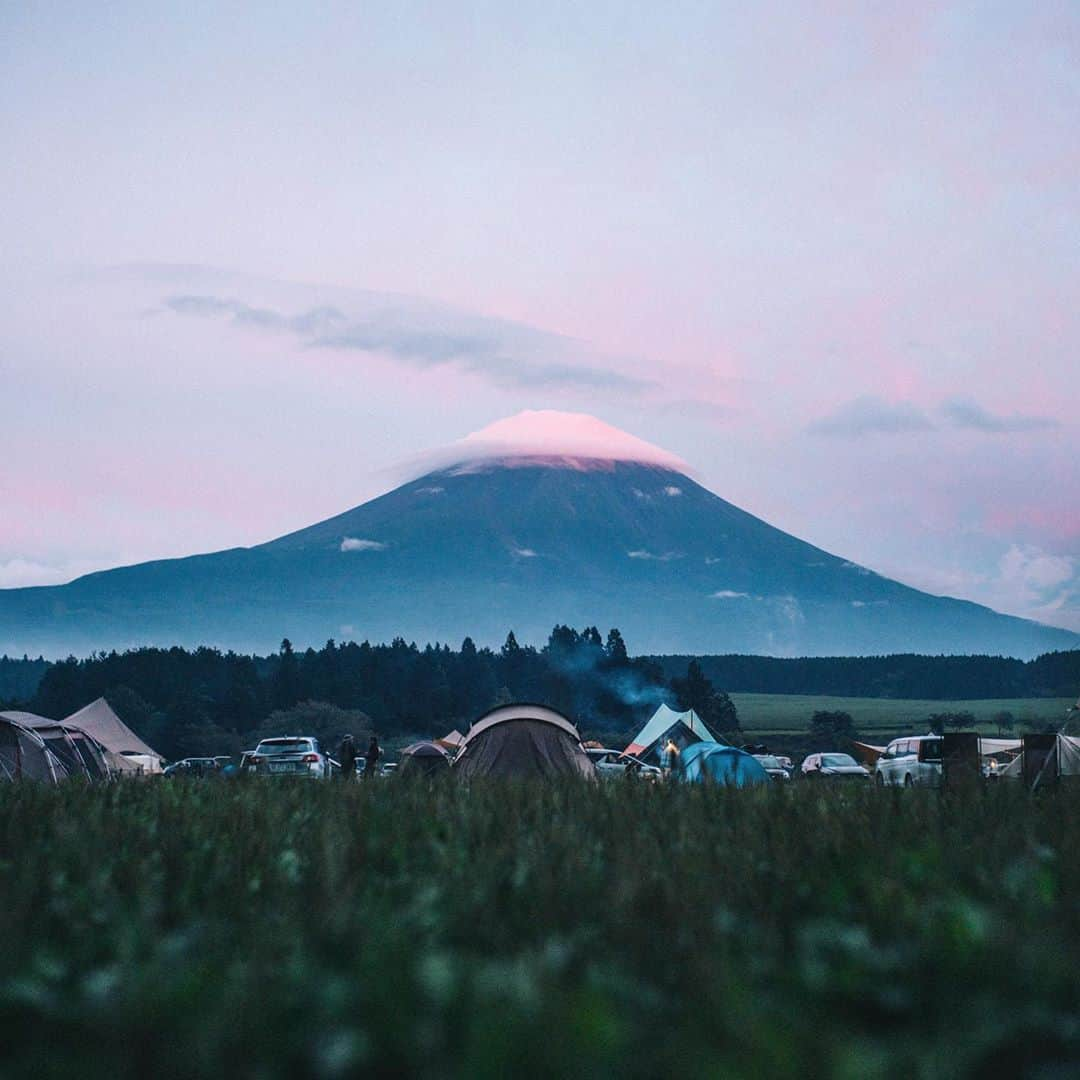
[0,451,1076,659]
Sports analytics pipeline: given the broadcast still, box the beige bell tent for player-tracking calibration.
[64,698,163,775]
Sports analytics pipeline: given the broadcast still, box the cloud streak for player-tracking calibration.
[164,294,651,394]
[808,396,934,437]
[941,398,1059,433]
[810,395,1060,438]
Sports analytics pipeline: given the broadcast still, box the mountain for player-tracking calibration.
[2,417,1077,658]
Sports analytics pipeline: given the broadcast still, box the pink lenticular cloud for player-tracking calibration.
[451,411,689,471]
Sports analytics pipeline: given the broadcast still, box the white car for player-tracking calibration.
[753,754,791,781]
[801,752,871,781]
[250,736,331,779]
[586,748,662,781]
[874,736,943,787]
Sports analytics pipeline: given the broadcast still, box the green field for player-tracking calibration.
[732,693,1075,735]
[2,779,1079,1077]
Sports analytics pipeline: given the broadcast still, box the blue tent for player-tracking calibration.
[678,742,769,786]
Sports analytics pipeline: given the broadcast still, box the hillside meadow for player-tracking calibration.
[2,778,1079,1078]
[731,693,1074,735]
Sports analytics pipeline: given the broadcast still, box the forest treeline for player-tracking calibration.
[652,650,1080,700]
[5,628,736,760]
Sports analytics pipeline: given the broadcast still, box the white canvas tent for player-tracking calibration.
[1001,734,1080,785]
[624,704,722,765]
[64,698,163,774]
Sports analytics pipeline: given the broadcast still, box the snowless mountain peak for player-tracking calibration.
[429,411,689,474]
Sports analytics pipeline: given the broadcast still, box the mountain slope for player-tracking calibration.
[0,458,1075,658]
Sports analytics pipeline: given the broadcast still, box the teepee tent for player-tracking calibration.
[64,698,163,774]
[453,704,596,780]
[624,704,721,765]
[435,729,465,753]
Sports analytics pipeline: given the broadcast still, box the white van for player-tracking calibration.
[875,736,943,787]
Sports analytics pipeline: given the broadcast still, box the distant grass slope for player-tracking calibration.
[732,693,1074,734]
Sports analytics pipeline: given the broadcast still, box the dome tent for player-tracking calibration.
[398,741,451,778]
[8,712,111,780]
[452,704,596,780]
[678,742,769,786]
[0,713,70,783]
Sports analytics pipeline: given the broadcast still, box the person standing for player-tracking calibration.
[337,733,357,780]
[364,735,381,779]
[662,738,680,779]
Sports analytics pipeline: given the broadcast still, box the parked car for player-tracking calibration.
[162,757,221,778]
[249,736,331,779]
[753,754,791,781]
[874,736,943,787]
[801,753,871,780]
[586,748,663,781]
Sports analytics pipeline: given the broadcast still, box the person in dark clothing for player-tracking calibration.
[364,736,381,779]
[337,734,357,779]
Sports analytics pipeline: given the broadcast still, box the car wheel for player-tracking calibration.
[904,774,915,788]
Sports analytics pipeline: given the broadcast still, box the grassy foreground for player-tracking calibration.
[2,780,1079,1078]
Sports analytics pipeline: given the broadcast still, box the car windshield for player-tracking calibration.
[756,756,783,769]
[822,754,858,768]
[257,740,312,755]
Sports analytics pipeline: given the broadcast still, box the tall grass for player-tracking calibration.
[1,779,1078,1077]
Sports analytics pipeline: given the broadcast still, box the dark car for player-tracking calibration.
[162,757,220,778]
[801,753,871,780]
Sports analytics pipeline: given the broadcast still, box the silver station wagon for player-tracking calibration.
[249,736,331,779]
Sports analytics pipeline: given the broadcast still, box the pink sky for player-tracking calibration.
[2,3,1078,634]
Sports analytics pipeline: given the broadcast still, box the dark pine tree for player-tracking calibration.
[272,639,300,709]
[671,660,739,732]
